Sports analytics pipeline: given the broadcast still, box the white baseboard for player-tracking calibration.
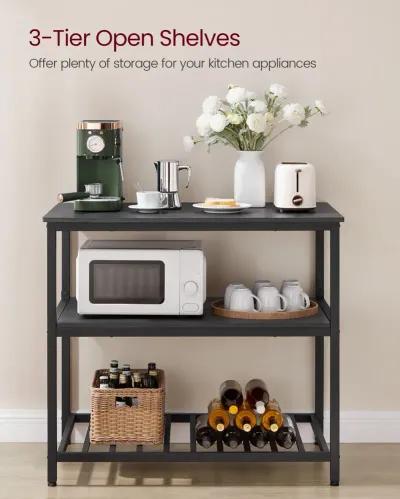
[1,410,399,443]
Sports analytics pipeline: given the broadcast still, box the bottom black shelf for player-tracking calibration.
[58,412,330,463]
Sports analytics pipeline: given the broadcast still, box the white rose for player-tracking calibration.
[265,111,275,123]
[315,99,327,115]
[249,99,267,113]
[227,113,243,125]
[209,113,228,132]
[196,114,211,136]
[246,113,267,133]
[202,95,221,115]
[226,86,247,105]
[269,83,287,99]
[282,103,306,126]
[183,135,195,152]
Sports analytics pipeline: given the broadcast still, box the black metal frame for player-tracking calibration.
[45,203,342,487]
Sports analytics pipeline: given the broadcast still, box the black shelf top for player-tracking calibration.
[57,298,330,337]
[43,202,344,231]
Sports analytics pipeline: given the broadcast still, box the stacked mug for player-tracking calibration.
[224,280,310,313]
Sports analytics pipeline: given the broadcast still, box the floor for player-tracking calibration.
[0,443,399,499]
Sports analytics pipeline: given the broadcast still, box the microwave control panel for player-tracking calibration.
[179,250,205,315]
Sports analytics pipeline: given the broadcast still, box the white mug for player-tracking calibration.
[258,286,288,312]
[136,191,164,209]
[282,283,310,311]
[224,283,246,309]
[280,279,300,294]
[229,287,262,312]
[253,280,272,294]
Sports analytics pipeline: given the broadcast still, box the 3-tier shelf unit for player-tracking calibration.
[43,202,344,487]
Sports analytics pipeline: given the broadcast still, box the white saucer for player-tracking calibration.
[128,204,165,214]
[193,202,251,214]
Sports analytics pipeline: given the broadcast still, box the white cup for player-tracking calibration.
[258,286,288,312]
[280,279,300,294]
[224,283,246,309]
[229,287,262,312]
[282,283,310,311]
[136,191,164,209]
[253,280,272,294]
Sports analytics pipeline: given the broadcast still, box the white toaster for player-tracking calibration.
[274,162,316,211]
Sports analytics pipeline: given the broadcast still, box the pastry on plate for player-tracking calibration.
[204,197,239,207]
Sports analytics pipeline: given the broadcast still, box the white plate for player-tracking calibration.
[128,204,165,214]
[193,202,251,214]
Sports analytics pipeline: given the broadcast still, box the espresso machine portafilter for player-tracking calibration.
[154,160,191,209]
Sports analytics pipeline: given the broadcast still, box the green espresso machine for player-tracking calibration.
[58,120,124,211]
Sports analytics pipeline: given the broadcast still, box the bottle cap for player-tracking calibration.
[216,423,225,432]
[229,436,240,448]
[202,436,212,449]
[270,423,279,432]
[255,440,264,448]
[110,360,118,365]
[228,405,238,415]
[243,423,252,432]
[255,401,266,414]
[148,362,156,370]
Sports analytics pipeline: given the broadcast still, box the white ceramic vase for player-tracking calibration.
[234,151,266,207]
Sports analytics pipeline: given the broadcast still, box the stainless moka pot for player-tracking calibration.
[154,160,191,209]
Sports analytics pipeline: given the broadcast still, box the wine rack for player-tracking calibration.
[43,202,343,486]
[58,412,329,462]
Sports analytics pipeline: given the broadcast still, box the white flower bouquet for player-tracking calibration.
[184,83,327,152]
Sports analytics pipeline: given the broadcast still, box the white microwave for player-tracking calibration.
[76,240,206,315]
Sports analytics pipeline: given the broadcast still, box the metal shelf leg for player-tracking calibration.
[47,226,57,486]
[315,231,324,431]
[330,227,340,486]
[61,231,71,444]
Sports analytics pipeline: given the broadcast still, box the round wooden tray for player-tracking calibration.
[211,299,319,320]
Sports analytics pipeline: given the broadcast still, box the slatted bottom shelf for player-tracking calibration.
[57,413,329,463]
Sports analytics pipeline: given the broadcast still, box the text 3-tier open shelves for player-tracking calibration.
[43,202,343,486]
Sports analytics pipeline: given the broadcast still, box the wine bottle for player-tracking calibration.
[249,425,269,448]
[261,398,284,432]
[245,378,270,414]
[275,415,297,449]
[223,425,242,449]
[207,398,230,432]
[220,380,243,415]
[99,375,109,389]
[148,362,158,388]
[195,415,217,449]
[235,401,257,432]
[119,372,129,389]
[109,371,119,389]
[133,371,142,388]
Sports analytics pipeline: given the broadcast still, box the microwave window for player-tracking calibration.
[89,261,165,304]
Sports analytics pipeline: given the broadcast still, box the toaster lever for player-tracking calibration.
[295,168,302,193]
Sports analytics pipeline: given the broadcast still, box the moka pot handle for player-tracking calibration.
[178,165,191,188]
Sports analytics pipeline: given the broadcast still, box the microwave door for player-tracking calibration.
[89,260,166,304]
[78,250,180,314]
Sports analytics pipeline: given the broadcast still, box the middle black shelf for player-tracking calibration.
[56,298,331,337]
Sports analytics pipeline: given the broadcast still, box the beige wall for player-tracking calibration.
[1,0,399,416]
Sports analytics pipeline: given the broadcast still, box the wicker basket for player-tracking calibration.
[90,369,165,445]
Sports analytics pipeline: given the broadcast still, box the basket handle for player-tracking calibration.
[115,396,139,408]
